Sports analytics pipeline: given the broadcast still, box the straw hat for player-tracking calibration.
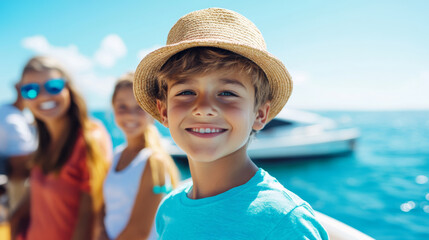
[134,7,293,122]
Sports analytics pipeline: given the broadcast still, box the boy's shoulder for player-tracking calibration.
[247,169,313,216]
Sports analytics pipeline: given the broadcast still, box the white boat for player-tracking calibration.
[315,211,374,240]
[162,109,359,160]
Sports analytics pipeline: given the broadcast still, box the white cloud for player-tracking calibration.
[22,35,50,52]
[21,35,93,73]
[21,34,127,109]
[94,34,127,68]
[137,45,162,61]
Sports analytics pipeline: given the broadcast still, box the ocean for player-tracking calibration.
[93,110,429,240]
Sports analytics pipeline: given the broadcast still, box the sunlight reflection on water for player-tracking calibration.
[415,175,428,184]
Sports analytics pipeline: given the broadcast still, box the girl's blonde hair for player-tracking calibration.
[21,56,110,213]
[112,72,180,190]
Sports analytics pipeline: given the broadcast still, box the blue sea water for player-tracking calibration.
[92,110,429,240]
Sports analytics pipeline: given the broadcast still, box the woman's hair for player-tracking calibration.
[112,72,180,189]
[156,47,271,109]
[21,56,109,211]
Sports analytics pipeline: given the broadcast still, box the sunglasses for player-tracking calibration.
[20,78,66,100]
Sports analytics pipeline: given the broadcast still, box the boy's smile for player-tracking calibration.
[187,127,227,135]
[158,70,269,163]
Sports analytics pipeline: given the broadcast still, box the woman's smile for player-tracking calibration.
[39,100,58,110]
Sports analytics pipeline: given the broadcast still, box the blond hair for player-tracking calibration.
[112,72,180,189]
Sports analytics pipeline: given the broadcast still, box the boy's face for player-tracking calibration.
[157,69,270,163]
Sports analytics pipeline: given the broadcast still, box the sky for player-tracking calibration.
[1,0,428,111]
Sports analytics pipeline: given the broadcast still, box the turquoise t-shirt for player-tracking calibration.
[156,168,329,239]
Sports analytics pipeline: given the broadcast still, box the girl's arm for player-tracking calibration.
[71,192,94,240]
[115,155,164,240]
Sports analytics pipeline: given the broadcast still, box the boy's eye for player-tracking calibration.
[219,91,237,97]
[176,90,195,96]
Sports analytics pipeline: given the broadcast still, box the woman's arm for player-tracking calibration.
[8,190,30,240]
[115,155,164,240]
[71,192,94,240]
[97,204,110,240]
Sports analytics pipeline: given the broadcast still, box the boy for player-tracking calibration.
[133,8,329,240]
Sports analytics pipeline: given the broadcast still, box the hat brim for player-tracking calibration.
[134,39,293,123]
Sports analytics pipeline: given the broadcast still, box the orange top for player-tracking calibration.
[25,123,112,240]
[26,132,89,240]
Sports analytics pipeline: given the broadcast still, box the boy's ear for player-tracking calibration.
[156,99,169,128]
[252,101,270,131]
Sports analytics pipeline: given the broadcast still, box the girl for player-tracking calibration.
[10,56,112,240]
[100,73,179,240]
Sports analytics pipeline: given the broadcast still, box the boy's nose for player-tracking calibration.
[192,95,218,117]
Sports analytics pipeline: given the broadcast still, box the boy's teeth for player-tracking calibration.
[192,128,221,133]
[40,101,56,110]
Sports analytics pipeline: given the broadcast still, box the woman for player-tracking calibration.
[10,56,112,240]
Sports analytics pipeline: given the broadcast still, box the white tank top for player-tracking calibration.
[103,145,157,239]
